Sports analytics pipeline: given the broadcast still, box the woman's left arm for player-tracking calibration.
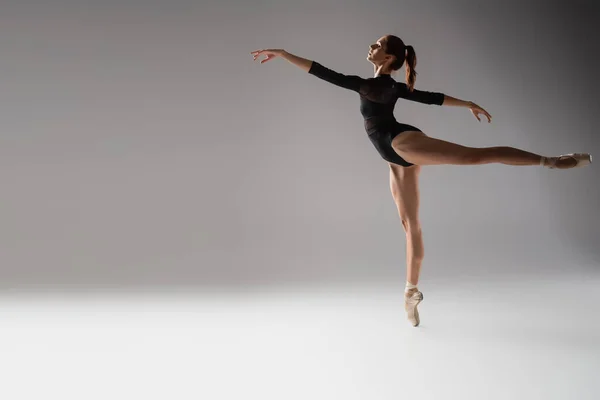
[398,83,492,123]
[442,95,492,123]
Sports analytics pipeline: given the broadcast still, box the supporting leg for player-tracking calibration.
[389,163,424,286]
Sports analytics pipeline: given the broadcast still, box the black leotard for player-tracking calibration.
[308,61,445,167]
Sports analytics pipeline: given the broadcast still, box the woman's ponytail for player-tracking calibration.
[405,45,418,92]
[385,35,419,91]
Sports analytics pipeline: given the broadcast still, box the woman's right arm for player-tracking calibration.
[251,48,313,72]
[252,48,364,92]
[280,50,313,72]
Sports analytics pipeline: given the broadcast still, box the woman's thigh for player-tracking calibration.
[389,163,421,230]
[391,131,480,166]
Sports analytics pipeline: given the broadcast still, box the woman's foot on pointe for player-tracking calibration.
[404,288,423,327]
[541,153,592,169]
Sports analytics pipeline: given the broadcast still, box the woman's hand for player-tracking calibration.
[251,49,286,64]
[469,101,492,123]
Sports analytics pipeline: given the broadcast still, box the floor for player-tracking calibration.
[1,272,598,400]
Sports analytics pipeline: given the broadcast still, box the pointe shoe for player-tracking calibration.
[404,290,424,327]
[542,153,592,169]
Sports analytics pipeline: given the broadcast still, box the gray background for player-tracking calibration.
[1,0,598,291]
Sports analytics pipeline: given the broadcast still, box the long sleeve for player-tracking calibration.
[396,82,445,105]
[308,61,365,93]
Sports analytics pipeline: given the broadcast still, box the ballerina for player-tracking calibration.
[251,34,592,326]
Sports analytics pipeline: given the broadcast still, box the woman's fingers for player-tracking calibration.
[470,104,492,123]
[470,104,480,122]
[251,49,274,63]
[251,49,282,64]
[480,108,492,123]
[251,50,267,61]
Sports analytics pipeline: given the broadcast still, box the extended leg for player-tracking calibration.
[391,131,551,167]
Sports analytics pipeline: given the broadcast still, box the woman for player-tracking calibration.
[251,35,592,327]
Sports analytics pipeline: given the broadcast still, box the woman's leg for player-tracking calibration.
[390,163,424,326]
[389,163,423,286]
[391,131,577,168]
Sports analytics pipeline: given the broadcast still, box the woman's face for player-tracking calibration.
[367,36,393,66]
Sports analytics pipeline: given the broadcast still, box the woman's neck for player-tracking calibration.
[373,65,393,77]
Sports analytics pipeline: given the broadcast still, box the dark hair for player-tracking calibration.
[384,35,417,92]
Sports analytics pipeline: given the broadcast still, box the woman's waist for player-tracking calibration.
[363,116,398,134]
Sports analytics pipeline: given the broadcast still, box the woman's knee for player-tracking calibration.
[401,218,422,232]
[464,148,488,164]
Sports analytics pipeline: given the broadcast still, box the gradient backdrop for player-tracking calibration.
[0,0,598,288]
[0,1,598,399]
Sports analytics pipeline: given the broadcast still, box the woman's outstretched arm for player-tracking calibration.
[443,95,492,123]
[251,48,365,92]
[396,82,492,123]
[441,95,471,107]
[280,50,313,72]
[251,48,312,72]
